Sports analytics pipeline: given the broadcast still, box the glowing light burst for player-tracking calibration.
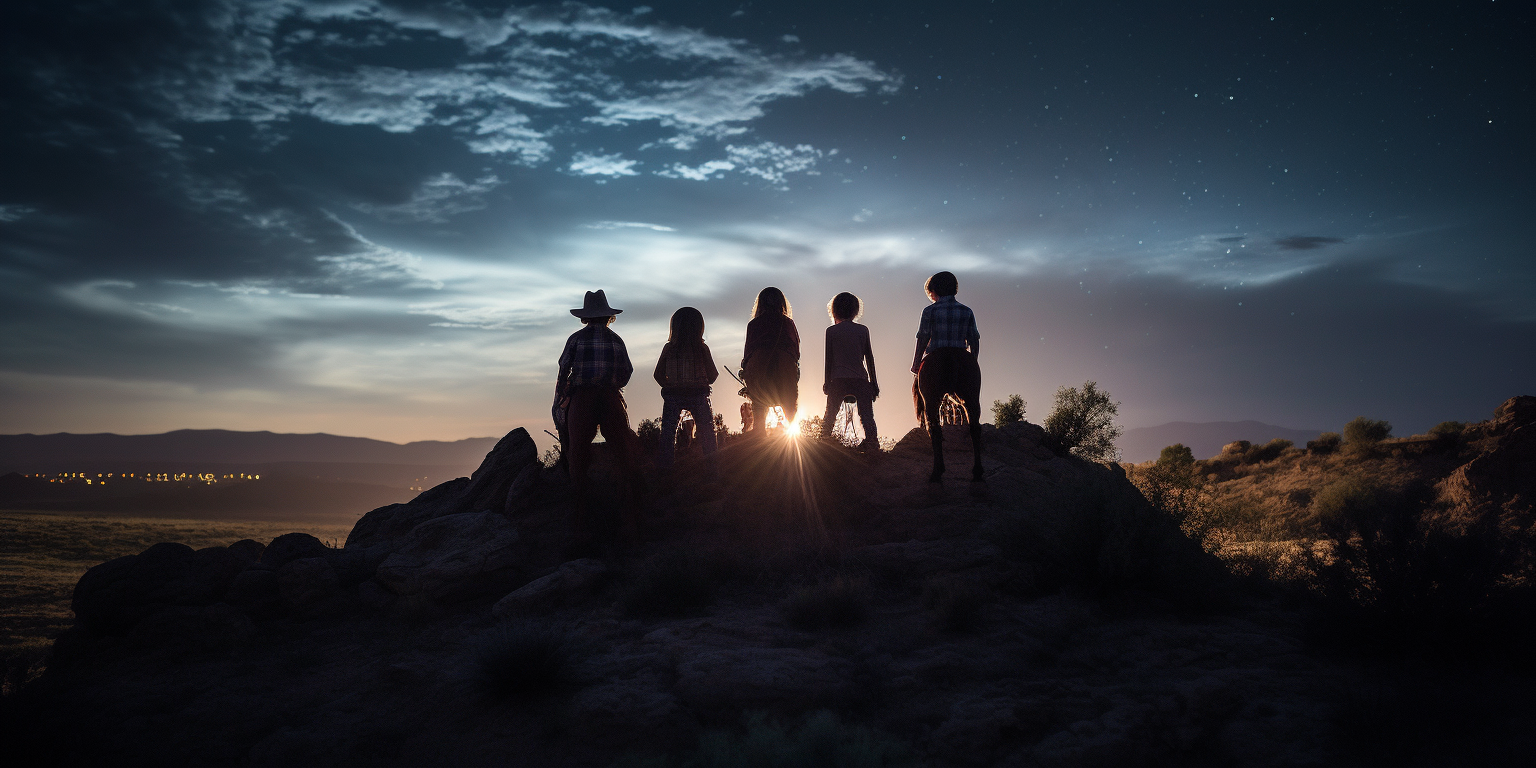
[763,405,802,438]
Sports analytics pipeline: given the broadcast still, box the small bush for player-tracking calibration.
[1043,381,1122,462]
[540,443,562,468]
[1219,440,1250,457]
[637,418,662,454]
[623,550,714,617]
[684,711,915,768]
[476,624,571,700]
[1342,416,1392,450]
[1158,443,1196,468]
[1243,438,1293,464]
[782,575,868,631]
[1427,421,1465,437]
[991,394,1026,427]
[1307,432,1342,455]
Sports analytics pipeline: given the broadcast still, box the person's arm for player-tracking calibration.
[967,312,980,360]
[614,336,634,388]
[823,327,834,393]
[912,337,927,374]
[787,318,801,360]
[740,318,757,372]
[653,343,669,388]
[863,327,879,398]
[913,305,932,374]
[556,335,575,397]
[703,346,719,384]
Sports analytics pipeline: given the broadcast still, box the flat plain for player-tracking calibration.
[0,510,352,693]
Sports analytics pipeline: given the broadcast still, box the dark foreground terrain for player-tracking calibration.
[4,404,1533,766]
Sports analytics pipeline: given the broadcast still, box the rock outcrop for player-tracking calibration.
[12,404,1535,767]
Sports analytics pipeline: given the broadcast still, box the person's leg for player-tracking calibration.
[750,398,768,434]
[658,395,681,469]
[690,393,718,456]
[821,392,842,440]
[566,388,599,484]
[856,392,878,446]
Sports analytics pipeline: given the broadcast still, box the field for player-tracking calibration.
[0,510,353,694]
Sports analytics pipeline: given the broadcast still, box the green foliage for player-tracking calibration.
[990,394,1025,427]
[1342,416,1392,449]
[1243,438,1293,464]
[637,418,662,453]
[1306,432,1342,455]
[781,575,868,631]
[683,711,915,768]
[475,624,572,700]
[622,549,714,617]
[1306,478,1536,654]
[799,415,824,440]
[1043,381,1123,462]
[1158,443,1196,469]
[1428,421,1465,438]
[713,413,730,442]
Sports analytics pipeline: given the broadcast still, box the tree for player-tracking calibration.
[991,394,1026,427]
[1043,381,1122,462]
[1342,416,1392,450]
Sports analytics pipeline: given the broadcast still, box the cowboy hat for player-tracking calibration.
[570,289,623,318]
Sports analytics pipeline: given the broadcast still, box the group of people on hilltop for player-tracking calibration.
[552,272,981,503]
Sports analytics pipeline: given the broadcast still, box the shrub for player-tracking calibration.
[637,418,662,454]
[1243,438,1293,464]
[1342,416,1392,450]
[1306,477,1536,654]
[475,624,571,700]
[799,415,824,440]
[684,711,914,768]
[1307,432,1342,455]
[1427,421,1465,437]
[1219,440,1250,457]
[540,443,562,469]
[782,575,868,631]
[713,413,731,443]
[991,394,1025,427]
[622,550,714,617]
[1158,443,1196,468]
[1043,381,1122,462]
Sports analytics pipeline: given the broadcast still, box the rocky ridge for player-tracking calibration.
[8,408,1532,765]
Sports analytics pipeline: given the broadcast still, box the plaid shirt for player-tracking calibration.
[655,342,718,392]
[558,325,633,392]
[917,295,979,354]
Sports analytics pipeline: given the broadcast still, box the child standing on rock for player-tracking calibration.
[819,291,880,450]
[556,290,642,530]
[652,307,719,469]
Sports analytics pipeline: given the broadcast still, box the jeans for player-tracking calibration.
[565,386,639,486]
[659,391,718,469]
[820,378,877,445]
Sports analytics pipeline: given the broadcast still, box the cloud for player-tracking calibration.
[0,205,38,223]
[583,221,677,232]
[355,173,500,223]
[1216,236,1245,243]
[569,152,639,177]
[1274,236,1344,250]
[723,143,826,188]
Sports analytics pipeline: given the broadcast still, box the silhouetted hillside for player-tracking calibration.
[0,430,498,473]
[1119,420,1324,462]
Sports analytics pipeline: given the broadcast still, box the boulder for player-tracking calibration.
[374,512,522,603]
[73,543,246,634]
[278,557,348,618]
[223,568,280,609]
[227,539,265,564]
[260,533,330,568]
[492,559,608,617]
[124,603,255,655]
[346,428,539,550]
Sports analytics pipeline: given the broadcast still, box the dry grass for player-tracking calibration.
[0,510,351,693]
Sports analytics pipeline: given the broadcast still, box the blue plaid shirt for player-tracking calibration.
[917,295,979,354]
[557,325,633,392]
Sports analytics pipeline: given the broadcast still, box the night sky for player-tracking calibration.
[1,1,1531,450]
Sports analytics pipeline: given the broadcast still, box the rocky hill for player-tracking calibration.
[4,409,1532,766]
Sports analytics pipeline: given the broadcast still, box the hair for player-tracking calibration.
[827,292,862,321]
[668,306,706,346]
[581,316,615,327]
[751,286,792,319]
[925,271,958,298]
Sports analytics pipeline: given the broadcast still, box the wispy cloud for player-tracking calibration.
[569,152,639,177]
[1274,236,1344,250]
[355,173,501,223]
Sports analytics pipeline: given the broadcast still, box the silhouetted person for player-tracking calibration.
[653,307,719,469]
[556,290,641,530]
[911,271,980,374]
[819,291,880,450]
[740,287,800,434]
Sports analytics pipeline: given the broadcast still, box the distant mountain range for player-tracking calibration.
[1117,421,1326,463]
[0,429,500,473]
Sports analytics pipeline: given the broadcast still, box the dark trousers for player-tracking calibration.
[565,386,639,487]
[820,378,877,444]
[659,391,718,469]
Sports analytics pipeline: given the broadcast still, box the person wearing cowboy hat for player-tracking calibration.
[556,290,642,530]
